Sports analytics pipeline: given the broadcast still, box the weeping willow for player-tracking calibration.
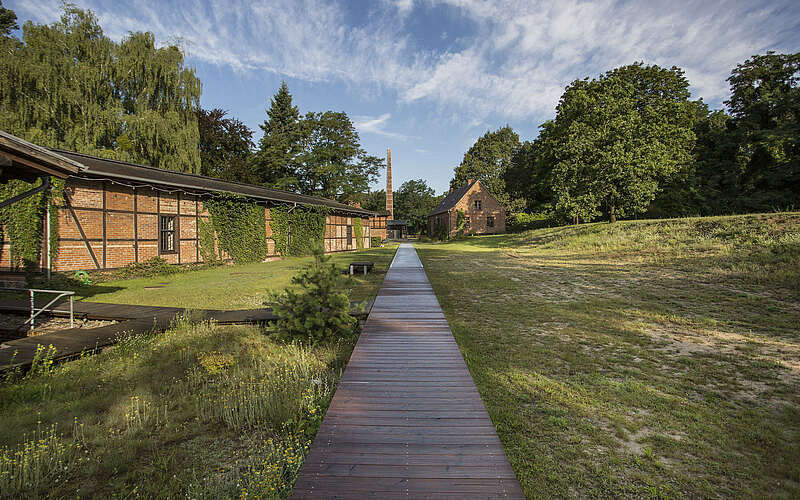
[0,5,201,172]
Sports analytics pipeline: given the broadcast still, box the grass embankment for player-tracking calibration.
[1,319,352,497]
[416,213,800,498]
[64,245,397,309]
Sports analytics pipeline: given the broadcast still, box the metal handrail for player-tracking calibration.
[0,287,75,331]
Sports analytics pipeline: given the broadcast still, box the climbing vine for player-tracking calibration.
[270,205,328,257]
[204,195,267,264]
[353,217,364,250]
[0,178,65,274]
[197,217,219,265]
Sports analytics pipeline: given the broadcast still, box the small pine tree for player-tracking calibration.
[269,248,356,344]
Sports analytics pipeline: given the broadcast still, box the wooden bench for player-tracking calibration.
[348,262,374,275]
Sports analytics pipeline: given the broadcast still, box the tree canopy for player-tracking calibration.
[0,5,202,172]
[452,126,522,211]
[253,83,383,201]
[393,179,442,234]
[197,107,255,182]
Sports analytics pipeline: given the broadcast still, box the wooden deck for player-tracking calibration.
[291,244,524,499]
[0,300,371,372]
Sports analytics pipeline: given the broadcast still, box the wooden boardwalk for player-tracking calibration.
[0,300,370,372]
[291,244,524,499]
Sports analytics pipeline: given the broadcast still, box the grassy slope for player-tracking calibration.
[64,246,397,309]
[416,213,800,498]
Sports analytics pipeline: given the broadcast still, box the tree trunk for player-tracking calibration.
[609,204,617,223]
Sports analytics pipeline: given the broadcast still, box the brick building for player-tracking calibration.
[1,133,375,273]
[428,179,505,237]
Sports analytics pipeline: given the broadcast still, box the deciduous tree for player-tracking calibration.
[394,179,442,234]
[543,63,695,222]
[197,107,255,182]
[452,126,522,211]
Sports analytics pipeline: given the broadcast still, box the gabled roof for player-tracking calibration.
[53,149,376,217]
[429,180,478,216]
[0,130,86,183]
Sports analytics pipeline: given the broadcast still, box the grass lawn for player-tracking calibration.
[416,212,800,498]
[58,245,397,309]
[0,320,354,498]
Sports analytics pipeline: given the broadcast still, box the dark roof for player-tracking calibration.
[1,130,86,182]
[53,149,375,217]
[387,219,407,226]
[429,180,478,216]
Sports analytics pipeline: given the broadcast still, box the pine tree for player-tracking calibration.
[253,81,302,190]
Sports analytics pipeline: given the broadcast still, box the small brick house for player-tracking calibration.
[1,132,376,273]
[428,179,505,237]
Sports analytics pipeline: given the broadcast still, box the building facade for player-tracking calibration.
[428,179,506,237]
[1,143,374,273]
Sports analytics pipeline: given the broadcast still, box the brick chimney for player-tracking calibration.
[467,178,474,185]
[386,148,393,219]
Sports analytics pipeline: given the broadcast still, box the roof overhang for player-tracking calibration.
[0,130,86,183]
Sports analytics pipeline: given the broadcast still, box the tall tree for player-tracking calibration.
[357,189,387,212]
[295,111,383,202]
[0,5,202,172]
[197,107,255,182]
[725,51,800,211]
[542,63,695,222]
[253,81,302,190]
[0,0,17,35]
[452,126,522,211]
[394,179,442,234]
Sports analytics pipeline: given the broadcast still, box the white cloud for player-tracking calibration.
[353,113,413,140]
[8,0,800,125]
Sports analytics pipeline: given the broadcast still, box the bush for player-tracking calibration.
[119,257,178,278]
[507,212,556,232]
[370,237,382,248]
[269,248,357,344]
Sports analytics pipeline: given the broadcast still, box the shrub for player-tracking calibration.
[370,236,382,248]
[119,256,178,278]
[507,212,556,232]
[269,248,356,344]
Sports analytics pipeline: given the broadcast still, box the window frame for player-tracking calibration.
[474,200,482,210]
[159,215,178,255]
[487,215,495,228]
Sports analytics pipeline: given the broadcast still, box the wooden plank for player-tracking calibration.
[290,244,523,499]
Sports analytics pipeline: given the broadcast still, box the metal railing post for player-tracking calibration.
[30,289,35,331]
[69,296,74,328]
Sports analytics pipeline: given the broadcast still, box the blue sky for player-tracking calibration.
[8,0,800,194]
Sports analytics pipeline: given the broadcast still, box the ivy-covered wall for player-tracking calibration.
[270,205,328,257]
[203,195,268,264]
[0,178,64,273]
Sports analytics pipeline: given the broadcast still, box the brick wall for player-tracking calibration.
[427,182,506,237]
[2,178,370,272]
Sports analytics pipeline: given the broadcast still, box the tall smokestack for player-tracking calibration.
[386,148,393,219]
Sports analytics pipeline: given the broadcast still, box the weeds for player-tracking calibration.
[0,422,76,495]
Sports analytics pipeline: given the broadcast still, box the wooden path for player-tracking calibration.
[0,300,371,372]
[291,244,524,499]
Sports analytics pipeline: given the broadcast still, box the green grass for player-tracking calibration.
[57,246,397,309]
[0,318,355,498]
[416,212,800,498]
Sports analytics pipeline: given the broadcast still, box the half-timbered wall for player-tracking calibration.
[1,178,371,272]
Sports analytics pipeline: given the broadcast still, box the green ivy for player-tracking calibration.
[204,195,267,264]
[197,217,219,264]
[0,178,64,274]
[270,205,328,257]
[353,217,364,250]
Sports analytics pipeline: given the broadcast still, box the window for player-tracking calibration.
[474,200,482,210]
[487,216,495,228]
[159,215,176,253]
[464,216,471,228]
